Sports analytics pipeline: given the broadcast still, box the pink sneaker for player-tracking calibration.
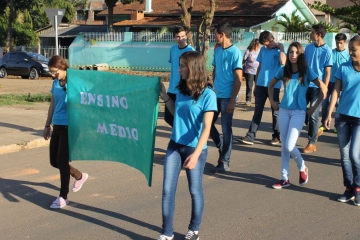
[299,167,308,186]
[50,196,69,209]
[272,179,290,189]
[72,173,89,192]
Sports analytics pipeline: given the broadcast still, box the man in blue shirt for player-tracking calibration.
[318,33,350,137]
[165,25,195,127]
[210,22,243,173]
[238,31,286,146]
[303,24,332,153]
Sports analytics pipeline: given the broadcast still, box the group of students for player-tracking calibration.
[42,22,360,240]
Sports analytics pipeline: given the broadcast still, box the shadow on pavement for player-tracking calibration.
[0,177,167,239]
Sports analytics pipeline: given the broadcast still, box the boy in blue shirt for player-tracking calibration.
[210,22,243,173]
[318,33,350,137]
[238,31,286,146]
[165,25,195,127]
[303,24,332,153]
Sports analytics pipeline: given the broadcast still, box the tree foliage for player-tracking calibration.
[308,0,360,31]
[104,0,144,31]
[0,0,78,47]
[274,10,310,32]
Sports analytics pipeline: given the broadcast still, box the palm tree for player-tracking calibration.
[274,10,310,32]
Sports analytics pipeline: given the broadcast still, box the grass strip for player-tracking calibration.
[0,93,52,107]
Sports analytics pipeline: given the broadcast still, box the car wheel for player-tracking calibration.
[0,67,7,78]
[29,68,39,79]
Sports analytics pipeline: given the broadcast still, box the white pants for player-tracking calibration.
[279,108,307,180]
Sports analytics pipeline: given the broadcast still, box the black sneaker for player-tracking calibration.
[338,188,354,202]
[212,161,230,173]
[184,230,199,240]
[237,136,253,145]
[354,189,360,206]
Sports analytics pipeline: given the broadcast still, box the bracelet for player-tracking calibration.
[164,97,170,103]
[45,126,50,128]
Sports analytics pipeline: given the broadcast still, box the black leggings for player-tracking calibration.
[50,125,82,199]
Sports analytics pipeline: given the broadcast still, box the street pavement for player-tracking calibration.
[1,82,360,239]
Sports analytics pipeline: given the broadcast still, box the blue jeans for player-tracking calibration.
[162,140,207,237]
[320,82,335,126]
[246,86,280,140]
[335,114,360,188]
[210,98,235,163]
[305,87,321,144]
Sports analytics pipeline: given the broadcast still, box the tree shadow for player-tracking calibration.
[0,177,165,239]
[0,122,42,137]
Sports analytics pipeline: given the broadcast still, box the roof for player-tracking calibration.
[97,0,288,28]
[98,0,288,15]
[113,16,273,28]
[39,25,108,38]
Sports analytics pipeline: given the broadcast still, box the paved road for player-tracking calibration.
[1,110,360,239]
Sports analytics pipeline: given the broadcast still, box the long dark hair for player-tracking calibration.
[177,51,212,100]
[283,42,307,85]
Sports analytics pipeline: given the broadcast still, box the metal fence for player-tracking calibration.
[84,32,124,42]
[131,31,245,42]
[8,46,69,59]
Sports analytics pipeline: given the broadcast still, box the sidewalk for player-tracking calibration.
[0,84,251,155]
[0,103,51,154]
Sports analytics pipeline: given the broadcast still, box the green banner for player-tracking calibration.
[67,69,160,186]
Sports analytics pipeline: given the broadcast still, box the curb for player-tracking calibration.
[0,138,49,155]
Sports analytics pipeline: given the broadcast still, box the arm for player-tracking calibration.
[183,111,214,169]
[159,81,175,115]
[43,95,54,140]
[268,77,280,110]
[325,79,341,130]
[277,43,286,66]
[212,67,216,83]
[307,79,327,116]
[227,69,242,114]
[323,66,332,88]
[253,62,261,96]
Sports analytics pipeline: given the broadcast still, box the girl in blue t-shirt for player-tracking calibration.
[158,51,217,240]
[43,56,88,209]
[325,36,360,205]
[268,42,326,189]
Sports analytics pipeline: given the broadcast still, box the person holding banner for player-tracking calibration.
[43,55,89,209]
[158,51,217,240]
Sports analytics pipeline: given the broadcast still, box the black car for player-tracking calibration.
[0,52,51,79]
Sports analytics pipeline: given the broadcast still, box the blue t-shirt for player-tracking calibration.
[330,49,350,83]
[256,46,282,89]
[168,44,195,94]
[50,79,68,125]
[334,61,360,118]
[305,43,332,87]
[212,45,243,98]
[171,87,217,148]
[275,66,318,111]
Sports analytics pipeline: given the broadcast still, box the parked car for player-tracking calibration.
[0,52,51,79]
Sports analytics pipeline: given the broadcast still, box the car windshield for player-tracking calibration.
[27,52,49,62]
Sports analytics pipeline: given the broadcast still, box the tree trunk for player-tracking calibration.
[6,0,15,47]
[178,0,194,46]
[202,0,216,61]
[108,4,114,32]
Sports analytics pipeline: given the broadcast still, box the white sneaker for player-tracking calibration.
[72,173,89,192]
[50,196,69,209]
[158,234,174,240]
